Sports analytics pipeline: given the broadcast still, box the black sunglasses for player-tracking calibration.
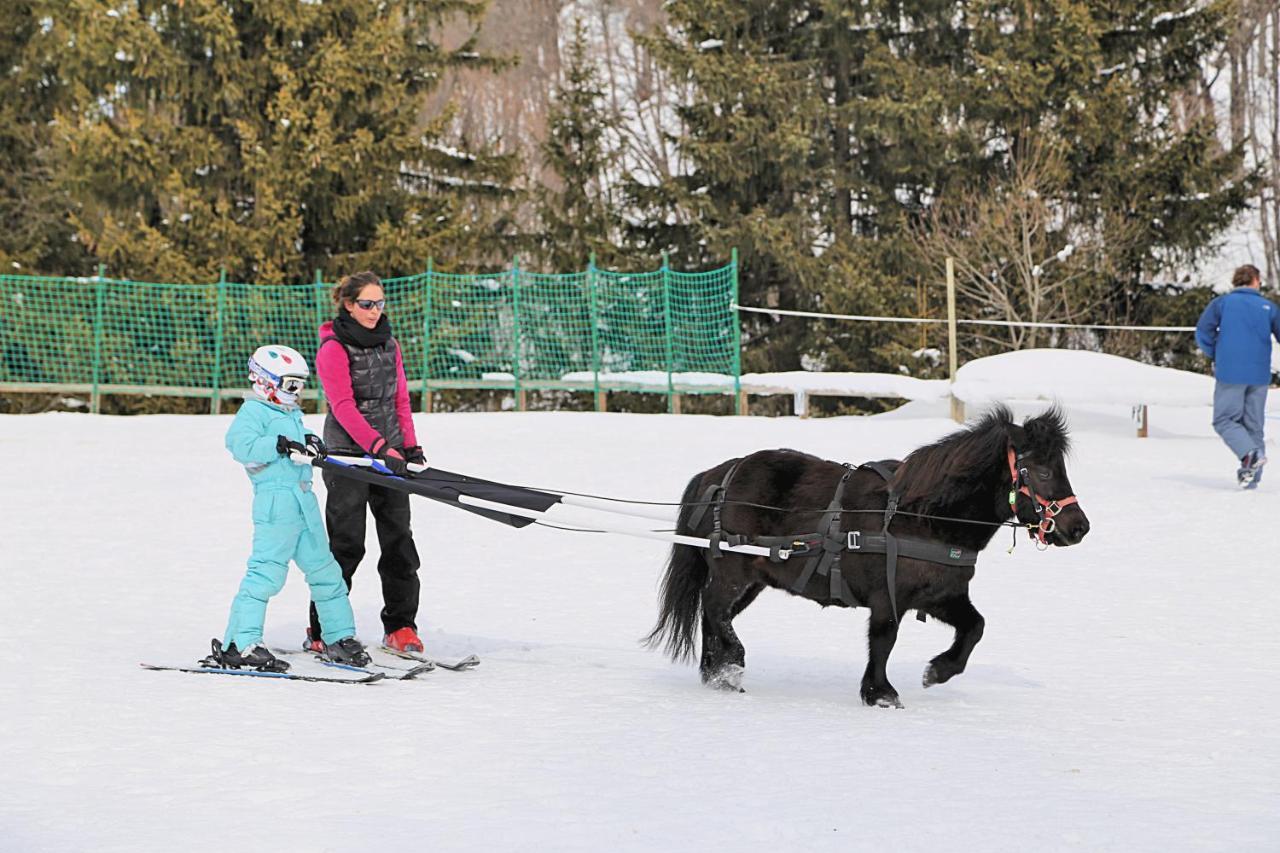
[354,299,385,310]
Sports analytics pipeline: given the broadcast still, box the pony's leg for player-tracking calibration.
[860,608,903,708]
[699,562,761,692]
[921,595,985,688]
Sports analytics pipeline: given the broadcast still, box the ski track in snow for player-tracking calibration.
[1,399,1277,852]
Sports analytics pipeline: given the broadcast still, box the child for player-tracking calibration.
[203,344,371,672]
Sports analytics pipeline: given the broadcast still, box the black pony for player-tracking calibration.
[645,405,1089,707]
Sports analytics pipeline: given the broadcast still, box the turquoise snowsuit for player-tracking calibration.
[223,398,356,649]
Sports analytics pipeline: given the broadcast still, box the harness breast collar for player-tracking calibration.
[689,461,980,625]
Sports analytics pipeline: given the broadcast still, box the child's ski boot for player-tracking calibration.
[200,638,289,673]
[323,636,371,667]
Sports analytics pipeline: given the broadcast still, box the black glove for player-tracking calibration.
[276,435,308,457]
[305,434,328,459]
[401,445,425,466]
[378,449,409,476]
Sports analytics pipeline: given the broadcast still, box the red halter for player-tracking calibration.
[1007,446,1079,546]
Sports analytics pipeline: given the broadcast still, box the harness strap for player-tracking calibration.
[689,461,742,559]
[858,461,911,623]
[791,465,856,605]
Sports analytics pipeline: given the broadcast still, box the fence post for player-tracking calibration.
[731,247,743,415]
[422,258,433,414]
[946,256,964,423]
[1133,404,1149,438]
[587,253,604,412]
[211,268,226,414]
[512,256,524,412]
[314,269,327,415]
[661,252,676,414]
[91,264,105,414]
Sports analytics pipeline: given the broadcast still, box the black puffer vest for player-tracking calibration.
[321,335,404,455]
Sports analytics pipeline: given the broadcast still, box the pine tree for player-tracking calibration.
[639,0,1254,372]
[533,18,620,272]
[48,0,517,283]
[0,3,92,275]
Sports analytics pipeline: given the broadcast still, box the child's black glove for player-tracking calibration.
[401,445,426,466]
[305,434,328,459]
[276,435,308,457]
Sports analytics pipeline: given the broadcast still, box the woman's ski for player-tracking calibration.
[378,647,481,671]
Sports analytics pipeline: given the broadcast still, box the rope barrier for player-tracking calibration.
[734,304,1197,333]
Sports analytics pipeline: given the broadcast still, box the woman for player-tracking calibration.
[305,270,427,653]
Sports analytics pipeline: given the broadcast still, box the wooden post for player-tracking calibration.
[595,389,608,412]
[424,390,434,414]
[737,389,748,416]
[946,256,964,423]
[671,394,682,415]
[1134,404,1148,438]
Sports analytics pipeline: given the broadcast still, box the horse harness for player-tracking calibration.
[688,461,979,625]
[1007,447,1079,547]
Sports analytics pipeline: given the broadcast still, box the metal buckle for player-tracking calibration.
[847,531,862,550]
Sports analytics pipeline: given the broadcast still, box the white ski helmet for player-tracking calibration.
[248,344,310,407]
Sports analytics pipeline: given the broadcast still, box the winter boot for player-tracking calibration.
[302,627,326,653]
[1240,451,1268,489]
[383,626,424,653]
[323,636,371,667]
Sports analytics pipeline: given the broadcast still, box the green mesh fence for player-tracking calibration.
[0,258,739,413]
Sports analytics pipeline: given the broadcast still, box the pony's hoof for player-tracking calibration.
[705,664,745,692]
[923,661,957,687]
[861,688,903,708]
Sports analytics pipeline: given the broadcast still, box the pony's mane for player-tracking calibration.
[890,404,1071,509]
[1022,406,1071,460]
[890,405,1013,508]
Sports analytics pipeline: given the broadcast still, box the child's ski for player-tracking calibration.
[140,662,386,684]
[274,650,435,680]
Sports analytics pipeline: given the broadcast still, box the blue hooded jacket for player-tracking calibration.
[225,398,324,532]
[1195,287,1280,385]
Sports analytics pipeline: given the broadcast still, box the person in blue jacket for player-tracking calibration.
[202,345,371,672]
[1195,264,1280,488]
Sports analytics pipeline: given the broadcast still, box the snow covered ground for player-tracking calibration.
[2,394,1278,851]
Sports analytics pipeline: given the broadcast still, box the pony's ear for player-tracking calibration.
[1006,422,1027,451]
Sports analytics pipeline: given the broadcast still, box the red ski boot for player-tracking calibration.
[383,627,424,653]
[302,628,326,653]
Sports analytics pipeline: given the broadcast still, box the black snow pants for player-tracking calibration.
[309,467,421,639]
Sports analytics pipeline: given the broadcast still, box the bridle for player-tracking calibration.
[1007,445,1079,548]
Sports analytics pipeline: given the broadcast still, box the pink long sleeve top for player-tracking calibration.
[315,320,419,456]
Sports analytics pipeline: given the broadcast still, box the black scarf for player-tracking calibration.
[332,306,392,349]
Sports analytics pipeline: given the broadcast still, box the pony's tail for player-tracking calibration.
[643,473,710,663]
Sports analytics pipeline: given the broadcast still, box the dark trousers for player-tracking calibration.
[309,468,422,638]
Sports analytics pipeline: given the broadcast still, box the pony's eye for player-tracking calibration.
[1037,469,1052,481]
